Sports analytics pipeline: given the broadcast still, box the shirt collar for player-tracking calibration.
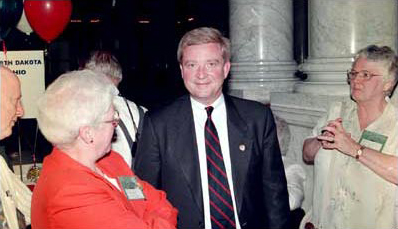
[190,94,225,111]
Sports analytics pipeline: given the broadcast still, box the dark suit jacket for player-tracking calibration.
[135,94,290,229]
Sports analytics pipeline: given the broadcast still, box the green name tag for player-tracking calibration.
[358,130,388,152]
[118,176,145,200]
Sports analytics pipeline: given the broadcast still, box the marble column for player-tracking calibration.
[228,0,297,104]
[295,0,398,95]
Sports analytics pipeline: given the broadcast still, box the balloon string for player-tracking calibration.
[2,41,7,62]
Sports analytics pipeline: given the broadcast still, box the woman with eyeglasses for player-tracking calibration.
[31,70,177,229]
[301,45,398,229]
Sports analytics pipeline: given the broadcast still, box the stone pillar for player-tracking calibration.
[229,0,297,104]
[295,0,398,95]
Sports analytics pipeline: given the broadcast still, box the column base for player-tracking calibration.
[296,57,352,95]
[229,61,298,103]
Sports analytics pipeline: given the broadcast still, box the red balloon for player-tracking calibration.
[24,0,72,43]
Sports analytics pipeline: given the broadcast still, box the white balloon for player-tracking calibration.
[16,0,33,35]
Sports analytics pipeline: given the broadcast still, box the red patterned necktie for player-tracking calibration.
[205,106,236,229]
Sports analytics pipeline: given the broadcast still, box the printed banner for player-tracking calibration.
[0,50,45,119]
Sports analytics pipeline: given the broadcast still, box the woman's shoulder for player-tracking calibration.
[97,151,134,176]
[38,152,103,191]
[39,161,96,189]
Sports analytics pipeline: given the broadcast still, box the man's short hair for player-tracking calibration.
[177,27,231,63]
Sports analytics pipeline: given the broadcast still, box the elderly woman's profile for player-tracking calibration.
[30,70,177,229]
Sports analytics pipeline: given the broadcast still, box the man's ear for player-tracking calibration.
[223,61,231,79]
[180,64,184,78]
[79,126,93,144]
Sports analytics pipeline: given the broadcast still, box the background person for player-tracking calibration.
[275,116,306,229]
[0,66,31,229]
[31,70,177,229]
[83,51,146,168]
[135,27,290,229]
[301,45,398,229]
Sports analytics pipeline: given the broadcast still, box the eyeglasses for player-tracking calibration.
[102,110,120,127]
[346,70,382,82]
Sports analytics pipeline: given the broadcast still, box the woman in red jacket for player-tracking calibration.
[31,70,177,229]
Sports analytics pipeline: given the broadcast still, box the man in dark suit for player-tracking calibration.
[135,27,290,229]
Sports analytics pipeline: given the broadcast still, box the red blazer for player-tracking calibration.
[31,147,177,229]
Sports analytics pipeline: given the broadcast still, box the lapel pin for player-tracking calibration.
[239,144,246,152]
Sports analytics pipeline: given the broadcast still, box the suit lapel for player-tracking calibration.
[224,96,252,213]
[173,95,204,216]
[170,95,252,216]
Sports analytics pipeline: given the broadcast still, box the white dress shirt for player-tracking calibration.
[191,95,241,229]
[113,95,146,168]
[0,155,32,229]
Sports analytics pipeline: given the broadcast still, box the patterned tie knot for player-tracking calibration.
[205,106,214,118]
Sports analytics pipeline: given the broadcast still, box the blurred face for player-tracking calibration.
[110,77,121,88]
[180,43,230,105]
[0,69,24,140]
[349,57,389,104]
[92,106,119,157]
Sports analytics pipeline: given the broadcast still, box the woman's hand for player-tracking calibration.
[317,118,359,157]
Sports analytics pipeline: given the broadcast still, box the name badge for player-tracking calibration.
[118,176,146,200]
[358,130,388,152]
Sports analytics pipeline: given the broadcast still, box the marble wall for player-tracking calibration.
[296,0,398,95]
[230,0,293,62]
[228,0,297,104]
[309,0,397,59]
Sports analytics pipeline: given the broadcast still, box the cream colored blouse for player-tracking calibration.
[301,99,398,229]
